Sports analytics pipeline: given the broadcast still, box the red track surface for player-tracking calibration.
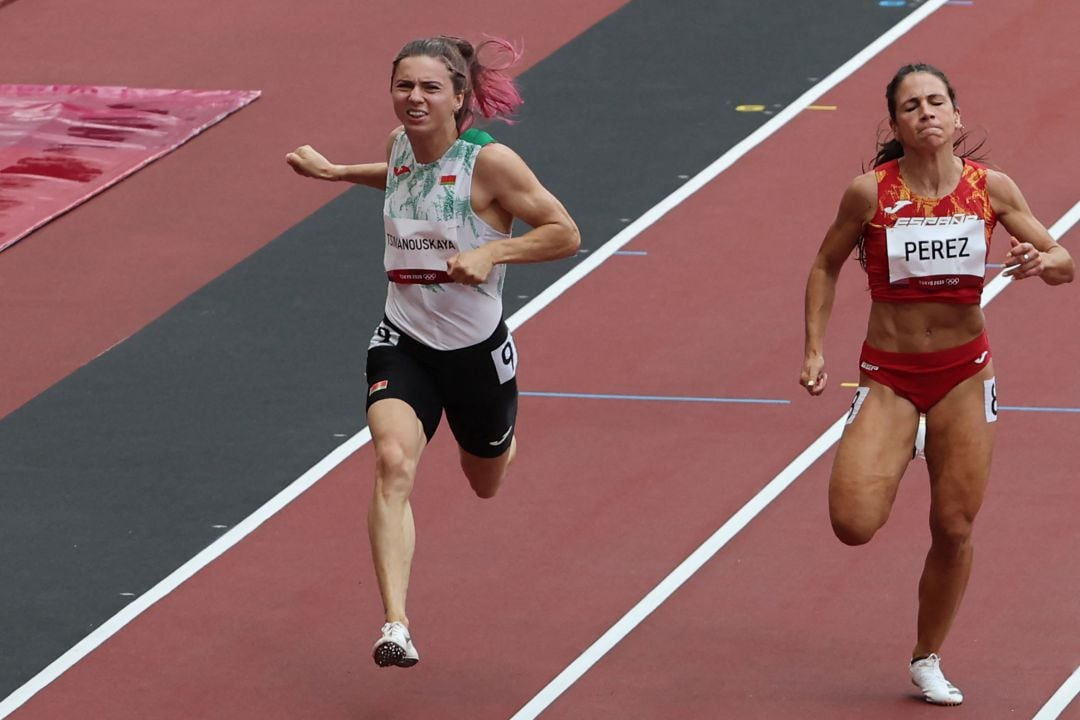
[6,1,1079,718]
[0,0,629,420]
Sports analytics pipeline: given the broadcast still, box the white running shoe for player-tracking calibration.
[372,621,420,668]
[910,654,963,705]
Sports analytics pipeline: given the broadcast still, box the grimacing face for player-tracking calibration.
[889,72,961,152]
[391,55,464,133]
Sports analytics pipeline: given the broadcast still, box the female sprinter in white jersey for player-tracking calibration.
[800,63,1073,704]
[286,36,579,668]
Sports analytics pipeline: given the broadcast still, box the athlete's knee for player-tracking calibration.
[929,509,976,553]
[465,462,507,499]
[830,495,888,545]
[374,441,418,498]
[829,489,889,546]
[830,514,881,546]
[470,476,502,499]
[462,438,515,499]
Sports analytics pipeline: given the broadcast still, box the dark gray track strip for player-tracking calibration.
[0,0,920,696]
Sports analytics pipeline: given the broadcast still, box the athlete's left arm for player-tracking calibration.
[446,144,580,284]
[987,170,1075,284]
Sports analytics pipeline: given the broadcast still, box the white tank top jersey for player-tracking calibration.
[382,128,511,350]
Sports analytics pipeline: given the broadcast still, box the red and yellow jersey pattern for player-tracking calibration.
[862,158,997,304]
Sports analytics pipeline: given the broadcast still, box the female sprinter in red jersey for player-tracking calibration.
[286,36,579,668]
[800,64,1073,705]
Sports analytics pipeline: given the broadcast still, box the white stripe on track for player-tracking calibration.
[507,83,1080,720]
[507,199,1080,719]
[508,0,948,332]
[1033,666,1080,720]
[4,2,1076,718]
[0,1,952,716]
[509,416,847,719]
[0,433,373,717]
[1024,199,1080,709]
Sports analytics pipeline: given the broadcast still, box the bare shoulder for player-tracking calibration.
[985,167,1021,196]
[475,142,538,189]
[476,142,527,170]
[984,168,1029,214]
[849,170,877,199]
[385,126,405,159]
[838,170,877,220]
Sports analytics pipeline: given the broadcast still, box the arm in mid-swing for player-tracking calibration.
[802,172,876,395]
[284,128,402,190]
[446,143,581,284]
[988,170,1074,285]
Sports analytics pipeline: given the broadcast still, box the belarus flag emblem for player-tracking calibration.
[440,174,456,186]
[368,380,389,396]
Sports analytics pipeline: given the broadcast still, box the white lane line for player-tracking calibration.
[0,431,370,718]
[4,7,1073,720]
[1025,194,1080,715]
[1033,666,1080,720]
[0,1,953,715]
[507,96,1080,720]
[982,199,1080,305]
[509,416,847,720]
[508,1,963,716]
[508,201,1080,720]
[508,0,949,332]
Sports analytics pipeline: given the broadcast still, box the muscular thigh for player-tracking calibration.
[831,379,920,512]
[440,326,519,459]
[366,324,444,442]
[924,364,996,517]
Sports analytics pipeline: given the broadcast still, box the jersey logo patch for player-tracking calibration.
[393,165,411,177]
[884,199,913,214]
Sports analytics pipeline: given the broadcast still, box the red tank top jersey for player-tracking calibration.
[862,158,997,304]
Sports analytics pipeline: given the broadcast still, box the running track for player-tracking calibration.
[1,1,1078,718]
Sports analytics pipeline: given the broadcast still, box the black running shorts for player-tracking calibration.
[365,317,518,458]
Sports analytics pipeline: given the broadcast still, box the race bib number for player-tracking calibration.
[846,387,870,426]
[886,216,986,284]
[491,335,518,385]
[984,377,998,423]
[368,321,400,349]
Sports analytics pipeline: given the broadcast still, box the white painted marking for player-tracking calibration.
[1033,666,1080,720]
[508,200,1080,720]
[5,5,1078,718]
[506,0,951,333]
[509,417,847,720]
[982,199,1080,305]
[0,429,371,718]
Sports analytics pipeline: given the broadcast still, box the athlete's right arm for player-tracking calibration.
[801,172,875,396]
[284,128,402,189]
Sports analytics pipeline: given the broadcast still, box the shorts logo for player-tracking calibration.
[368,380,389,396]
[884,199,913,214]
[860,361,879,372]
[489,425,513,446]
[974,350,988,364]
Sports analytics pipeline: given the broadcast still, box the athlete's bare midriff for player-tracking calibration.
[866,301,986,353]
